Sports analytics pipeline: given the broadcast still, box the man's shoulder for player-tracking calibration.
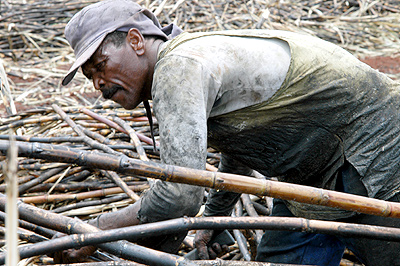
[182,29,309,39]
[158,29,317,60]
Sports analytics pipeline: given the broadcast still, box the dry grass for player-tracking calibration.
[1,0,399,117]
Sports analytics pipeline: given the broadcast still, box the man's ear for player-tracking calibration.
[127,28,145,56]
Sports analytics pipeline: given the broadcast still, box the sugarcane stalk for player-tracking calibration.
[17,161,68,171]
[0,59,17,116]
[0,113,89,132]
[237,199,258,260]
[0,174,36,192]
[0,225,48,243]
[251,201,270,216]
[28,180,144,194]
[110,115,149,161]
[1,139,399,218]
[44,166,87,184]
[77,124,113,145]
[53,104,141,200]
[52,104,120,156]
[241,194,263,245]
[47,165,72,194]
[51,262,144,266]
[80,107,156,146]
[61,169,93,183]
[76,120,112,130]
[197,260,303,266]
[87,106,146,118]
[18,162,65,171]
[80,107,128,134]
[0,193,197,266]
[59,198,134,217]
[20,183,149,204]
[3,132,19,265]
[233,202,251,261]
[51,194,129,214]
[18,166,67,195]
[50,261,305,266]
[101,170,141,202]
[0,210,57,239]
[4,214,400,264]
[0,135,85,143]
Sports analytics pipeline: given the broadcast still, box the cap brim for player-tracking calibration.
[62,35,106,86]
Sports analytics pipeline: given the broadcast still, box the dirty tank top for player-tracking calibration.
[158,30,400,220]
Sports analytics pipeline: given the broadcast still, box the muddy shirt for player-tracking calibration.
[138,32,291,222]
[140,29,400,221]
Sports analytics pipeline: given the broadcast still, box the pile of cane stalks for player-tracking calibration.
[1,0,400,265]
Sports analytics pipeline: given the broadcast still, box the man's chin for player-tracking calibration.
[118,100,141,110]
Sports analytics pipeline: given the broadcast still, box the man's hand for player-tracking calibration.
[194,229,214,260]
[50,203,141,263]
[194,229,229,260]
[50,232,97,263]
[52,245,97,263]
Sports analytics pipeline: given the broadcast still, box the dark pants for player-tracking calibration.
[256,162,400,266]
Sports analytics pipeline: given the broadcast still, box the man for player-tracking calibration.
[60,0,400,265]
[56,0,204,261]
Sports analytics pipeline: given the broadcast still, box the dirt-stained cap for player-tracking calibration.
[62,0,180,86]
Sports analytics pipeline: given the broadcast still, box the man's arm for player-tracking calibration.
[90,55,214,252]
[137,55,220,223]
[204,154,254,217]
[86,53,215,226]
[53,54,217,262]
[195,153,253,259]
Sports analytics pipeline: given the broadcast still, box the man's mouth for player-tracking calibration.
[102,85,123,99]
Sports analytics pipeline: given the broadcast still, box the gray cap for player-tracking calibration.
[62,0,181,85]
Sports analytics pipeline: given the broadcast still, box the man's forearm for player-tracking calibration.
[203,153,253,217]
[90,201,141,229]
[203,189,241,217]
[138,180,204,223]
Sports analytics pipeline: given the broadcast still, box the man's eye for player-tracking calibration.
[83,71,92,80]
[96,61,106,70]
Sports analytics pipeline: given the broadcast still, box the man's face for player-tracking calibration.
[82,37,149,110]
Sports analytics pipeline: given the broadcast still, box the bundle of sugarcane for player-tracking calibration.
[0,100,370,265]
[0,102,156,215]
[6,132,400,265]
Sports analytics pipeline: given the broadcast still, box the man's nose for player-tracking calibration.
[93,76,105,91]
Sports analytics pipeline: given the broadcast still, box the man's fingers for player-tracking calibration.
[197,243,210,260]
[208,246,218,259]
[52,251,63,264]
[51,246,97,264]
[194,229,214,260]
[52,249,75,264]
[211,243,229,258]
[211,242,223,254]
[68,249,87,262]
[221,244,229,254]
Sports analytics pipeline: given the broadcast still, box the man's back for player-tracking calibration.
[152,29,400,219]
